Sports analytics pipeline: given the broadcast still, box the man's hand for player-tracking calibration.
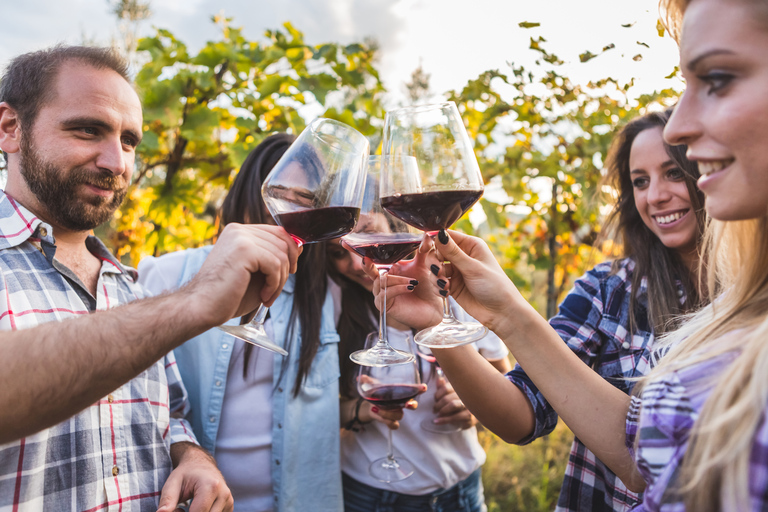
[185,223,301,328]
[158,442,233,512]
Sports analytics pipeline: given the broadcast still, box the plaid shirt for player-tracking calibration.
[507,258,658,512]
[0,191,197,511]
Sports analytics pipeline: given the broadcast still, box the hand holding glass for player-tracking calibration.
[217,118,369,355]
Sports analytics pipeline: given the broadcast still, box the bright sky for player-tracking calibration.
[0,0,684,107]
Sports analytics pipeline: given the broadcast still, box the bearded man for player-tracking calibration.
[0,46,299,511]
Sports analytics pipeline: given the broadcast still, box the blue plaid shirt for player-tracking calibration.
[0,190,197,511]
[507,258,660,512]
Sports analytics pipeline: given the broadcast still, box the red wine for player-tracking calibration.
[380,189,483,233]
[343,233,423,266]
[274,207,360,244]
[361,383,421,410]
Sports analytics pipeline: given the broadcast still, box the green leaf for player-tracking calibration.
[519,21,541,29]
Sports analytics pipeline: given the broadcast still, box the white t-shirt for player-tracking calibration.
[330,281,508,494]
[138,251,274,511]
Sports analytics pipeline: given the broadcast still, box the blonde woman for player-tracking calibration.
[364,0,768,509]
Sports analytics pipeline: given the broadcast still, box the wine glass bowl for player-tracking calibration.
[263,118,369,245]
[346,155,422,367]
[357,332,421,482]
[381,102,488,348]
[218,118,369,354]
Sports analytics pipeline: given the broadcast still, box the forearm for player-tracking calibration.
[494,302,645,492]
[0,288,215,444]
[433,345,535,443]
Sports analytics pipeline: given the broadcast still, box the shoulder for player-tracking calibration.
[138,246,213,295]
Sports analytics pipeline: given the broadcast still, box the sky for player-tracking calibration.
[0,0,684,107]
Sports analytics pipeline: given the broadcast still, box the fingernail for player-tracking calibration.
[439,289,448,297]
[430,264,440,276]
[371,406,379,413]
[410,279,419,286]
[407,285,415,291]
[437,279,447,289]
[438,229,449,245]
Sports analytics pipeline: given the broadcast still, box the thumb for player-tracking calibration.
[157,471,183,512]
[435,229,494,270]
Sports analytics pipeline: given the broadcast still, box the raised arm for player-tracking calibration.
[0,223,299,444]
[385,229,644,492]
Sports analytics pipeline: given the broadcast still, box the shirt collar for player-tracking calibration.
[0,190,135,280]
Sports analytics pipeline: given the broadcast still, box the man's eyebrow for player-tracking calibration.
[60,116,142,143]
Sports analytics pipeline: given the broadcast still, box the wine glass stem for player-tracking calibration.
[386,424,395,462]
[248,303,269,328]
[441,296,455,321]
[378,268,388,345]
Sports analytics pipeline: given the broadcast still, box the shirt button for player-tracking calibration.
[215,380,222,387]
[277,387,283,393]
[275,459,280,466]
[39,227,48,237]
[107,395,114,403]
[277,423,282,429]
[209,416,216,423]
[112,466,119,476]
[222,343,229,349]
[622,341,631,350]
[677,289,684,297]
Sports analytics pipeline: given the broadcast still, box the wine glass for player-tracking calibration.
[345,156,423,366]
[357,332,421,482]
[218,118,369,355]
[381,101,488,348]
[417,345,461,434]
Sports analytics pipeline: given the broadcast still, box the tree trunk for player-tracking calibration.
[546,181,559,319]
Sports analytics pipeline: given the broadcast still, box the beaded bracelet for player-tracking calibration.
[343,397,367,432]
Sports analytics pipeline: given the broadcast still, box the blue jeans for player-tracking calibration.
[342,469,486,512]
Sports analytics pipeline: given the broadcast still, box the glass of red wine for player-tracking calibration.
[217,118,369,355]
[417,345,461,434]
[381,101,488,349]
[345,155,423,366]
[357,332,421,482]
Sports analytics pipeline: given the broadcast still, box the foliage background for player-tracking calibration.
[0,8,679,508]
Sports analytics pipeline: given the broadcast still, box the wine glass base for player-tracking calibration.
[414,320,488,349]
[369,456,414,483]
[420,417,462,434]
[217,324,289,356]
[350,345,415,367]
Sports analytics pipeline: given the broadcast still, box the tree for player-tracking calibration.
[447,30,679,317]
[103,18,385,264]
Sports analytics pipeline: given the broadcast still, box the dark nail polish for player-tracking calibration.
[430,264,440,276]
[410,279,419,286]
[438,229,449,245]
[437,279,447,289]
[439,289,448,297]
[407,285,415,291]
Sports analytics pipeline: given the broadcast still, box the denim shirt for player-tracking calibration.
[170,246,343,512]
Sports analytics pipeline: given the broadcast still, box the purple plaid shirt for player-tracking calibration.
[507,258,661,512]
[0,191,197,511]
[626,338,768,511]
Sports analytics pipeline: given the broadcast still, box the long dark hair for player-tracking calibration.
[220,133,327,397]
[602,107,706,335]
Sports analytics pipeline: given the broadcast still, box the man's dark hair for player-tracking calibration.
[0,45,131,160]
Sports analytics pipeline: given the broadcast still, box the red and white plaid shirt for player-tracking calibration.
[0,190,197,511]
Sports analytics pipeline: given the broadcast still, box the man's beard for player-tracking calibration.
[18,136,129,232]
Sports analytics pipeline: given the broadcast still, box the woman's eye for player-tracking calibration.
[632,177,648,188]
[699,72,733,95]
[667,168,685,180]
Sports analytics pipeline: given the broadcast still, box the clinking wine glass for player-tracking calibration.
[417,345,461,434]
[217,118,369,355]
[345,156,422,366]
[381,101,488,348]
[357,332,421,482]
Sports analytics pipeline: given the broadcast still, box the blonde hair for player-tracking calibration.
[640,213,768,511]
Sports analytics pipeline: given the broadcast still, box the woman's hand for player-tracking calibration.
[433,229,528,340]
[362,235,444,331]
[431,375,477,430]
[355,383,428,430]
